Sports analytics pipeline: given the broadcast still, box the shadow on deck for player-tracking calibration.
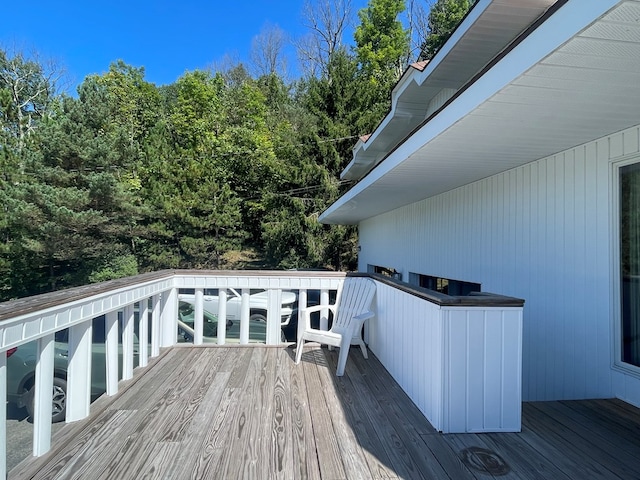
[9,345,640,479]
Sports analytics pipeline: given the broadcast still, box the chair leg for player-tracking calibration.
[336,345,350,376]
[358,339,368,359]
[295,339,305,364]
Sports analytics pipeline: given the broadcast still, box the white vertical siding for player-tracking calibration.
[368,282,444,427]
[368,281,522,432]
[442,307,522,432]
[359,123,640,403]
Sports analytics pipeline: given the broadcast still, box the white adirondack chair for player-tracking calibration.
[295,277,376,376]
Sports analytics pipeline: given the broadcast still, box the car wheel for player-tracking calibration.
[250,313,267,323]
[26,377,67,423]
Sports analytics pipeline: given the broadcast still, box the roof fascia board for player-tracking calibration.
[408,0,492,88]
[320,0,620,224]
[349,0,491,160]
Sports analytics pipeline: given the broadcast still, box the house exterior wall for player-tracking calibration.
[358,124,640,404]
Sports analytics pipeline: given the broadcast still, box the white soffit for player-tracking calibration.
[321,0,635,225]
[341,0,558,181]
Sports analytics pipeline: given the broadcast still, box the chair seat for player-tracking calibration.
[300,328,342,347]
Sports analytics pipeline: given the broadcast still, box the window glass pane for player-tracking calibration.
[621,163,640,367]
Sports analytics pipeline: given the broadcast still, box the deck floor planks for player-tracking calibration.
[478,430,573,480]
[324,350,401,479]
[10,345,640,480]
[247,346,277,479]
[94,349,216,480]
[350,348,436,436]
[176,349,245,480]
[207,348,262,479]
[527,401,640,479]
[501,415,602,480]
[270,347,295,479]
[11,349,177,480]
[565,399,640,451]
[418,431,477,480]
[532,400,640,478]
[300,348,348,479]
[288,347,322,480]
[136,441,183,480]
[109,347,183,412]
[314,347,375,480]
[521,402,625,480]
[346,349,453,479]
[16,409,138,480]
[155,347,228,443]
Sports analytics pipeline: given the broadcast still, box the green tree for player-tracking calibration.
[0,48,62,152]
[257,50,365,271]
[420,0,475,60]
[1,62,165,297]
[354,0,409,83]
[139,69,268,270]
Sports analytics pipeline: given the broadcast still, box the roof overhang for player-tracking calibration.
[341,0,559,181]
[321,0,638,225]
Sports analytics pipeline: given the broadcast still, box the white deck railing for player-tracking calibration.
[0,270,346,477]
[0,270,524,476]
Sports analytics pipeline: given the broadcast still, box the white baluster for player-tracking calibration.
[139,298,149,367]
[217,289,227,345]
[33,333,54,456]
[240,289,250,344]
[66,319,92,422]
[105,311,119,396]
[194,288,204,345]
[122,304,134,380]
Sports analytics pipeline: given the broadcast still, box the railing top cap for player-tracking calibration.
[368,274,525,307]
[0,269,523,323]
[0,270,350,322]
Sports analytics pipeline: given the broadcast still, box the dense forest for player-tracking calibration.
[0,0,472,301]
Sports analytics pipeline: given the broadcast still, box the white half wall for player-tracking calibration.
[359,123,640,403]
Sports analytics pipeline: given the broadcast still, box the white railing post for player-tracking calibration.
[194,288,204,345]
[320,289,330,331]
[240,289,250,344]
[266,289,282,345]
[33,333,54,456]
[66,320,93,422]
[139,298,149,368]
[105,311,119,396]
[297,289,308,341]
[0,349,7,479]
[151,294,161,357]
[217,289,227,345]
[122,304,135,380]
[160,288,178,347]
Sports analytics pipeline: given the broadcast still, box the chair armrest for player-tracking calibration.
[300,304,337,316]
[344,310,374,341]
[299,304,337,332]
[353,310,374,322]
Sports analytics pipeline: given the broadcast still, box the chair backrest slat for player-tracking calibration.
[334,277,376,329]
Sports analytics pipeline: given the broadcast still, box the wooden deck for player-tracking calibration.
[9,345,640,480]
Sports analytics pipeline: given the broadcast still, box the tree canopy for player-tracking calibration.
[0,0,472,300]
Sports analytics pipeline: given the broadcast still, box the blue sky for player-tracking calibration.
[2,0,368,92]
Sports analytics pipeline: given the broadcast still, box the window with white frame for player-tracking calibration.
[620,162,640,367]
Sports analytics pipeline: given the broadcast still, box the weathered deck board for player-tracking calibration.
[346,351,452,480]
[521,403,629,480]
[10,345,640,480]
[301,348,348,479]
[324,351,400,479]
[289,348,322,480]
[314,348,372,480]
